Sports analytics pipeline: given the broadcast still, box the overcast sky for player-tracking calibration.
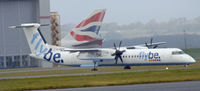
[50,0,200,25]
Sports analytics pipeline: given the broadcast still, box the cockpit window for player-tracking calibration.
[172,51,185,55]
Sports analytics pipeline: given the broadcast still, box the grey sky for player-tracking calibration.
[50,0,200,25]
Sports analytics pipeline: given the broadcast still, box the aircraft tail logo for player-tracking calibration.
[9,24,49,56]
[70,9,106,42]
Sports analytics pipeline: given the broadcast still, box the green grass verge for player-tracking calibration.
[0,68,200,91]
[0,61,200,78]
[0,61,199,78]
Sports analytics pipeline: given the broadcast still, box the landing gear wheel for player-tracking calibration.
[184,64,188,67]
[184,64,188,69]
[91,68,98,71]
[124,65,131,69]
[91,61,98,71]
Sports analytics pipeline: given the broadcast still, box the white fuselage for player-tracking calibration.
[113,48,195,66]
[32,47,195,67]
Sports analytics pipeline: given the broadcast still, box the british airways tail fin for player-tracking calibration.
[62,9,106,48]
[9,23,49,56]
[73,9,105,35]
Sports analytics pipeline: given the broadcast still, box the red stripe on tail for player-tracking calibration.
[75,12,103,28]
[70,31,101,42]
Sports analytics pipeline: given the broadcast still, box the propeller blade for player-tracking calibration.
[122,50,126,52]
[119,40,122,49]
[150,37,153,45]
[111,53,116,56]
[145,42,149,48]
[119,56,123,63]
[153,45,158,48]
[114,43,117,50]
[115,56,118,64]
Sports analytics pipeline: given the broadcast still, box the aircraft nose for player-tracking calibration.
[186,54,196,63]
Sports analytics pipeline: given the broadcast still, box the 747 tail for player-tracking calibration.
[62,9,106,48]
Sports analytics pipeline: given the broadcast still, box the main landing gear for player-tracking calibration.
[91,61,98,71]
[124,65,131,69]
[91,68,98,71]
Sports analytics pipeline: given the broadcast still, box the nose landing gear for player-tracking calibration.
[184,64,188,67]
[165,66,168,70]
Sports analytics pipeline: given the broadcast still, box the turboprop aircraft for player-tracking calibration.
[61,9,106,48]
[9,23,196,71]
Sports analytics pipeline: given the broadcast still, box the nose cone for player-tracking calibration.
[186,54,196,63]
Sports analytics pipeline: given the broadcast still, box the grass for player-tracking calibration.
[0,66,69,72]
[0,61,199,78]
[0,68,200,91]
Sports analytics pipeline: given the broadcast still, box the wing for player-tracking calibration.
[149,42,166,46]
[72,39,103,48]
[60,47,115,61]
[62,48,101,52]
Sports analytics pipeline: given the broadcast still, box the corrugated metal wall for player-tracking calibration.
[0,0,52,68]
[0,0,38,56]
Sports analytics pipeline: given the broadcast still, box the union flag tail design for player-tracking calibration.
[70,9,106,42]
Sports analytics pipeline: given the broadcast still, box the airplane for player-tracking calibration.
[9,23,196,71]
[61,9,106,48]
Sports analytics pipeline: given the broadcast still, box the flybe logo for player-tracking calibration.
[31,33,48,56]
[43,48,64,63]
[139,51,161,62]
[31,32,64,63]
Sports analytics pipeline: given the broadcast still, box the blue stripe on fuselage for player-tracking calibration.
[61,62,195,67]
[98,62,195,66]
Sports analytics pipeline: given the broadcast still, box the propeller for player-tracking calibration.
[150,37,153,45]
[145,37,157,49]
[111,41,126,64]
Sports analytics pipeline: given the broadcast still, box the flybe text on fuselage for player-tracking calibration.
[31,32,64,63]
[139,51,161,62]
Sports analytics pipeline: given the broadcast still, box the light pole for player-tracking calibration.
[183,30,187,49]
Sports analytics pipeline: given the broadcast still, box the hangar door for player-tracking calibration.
[0,0,38,56]
[0,0,39,68]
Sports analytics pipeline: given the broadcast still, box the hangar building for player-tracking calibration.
[0,0,52,68]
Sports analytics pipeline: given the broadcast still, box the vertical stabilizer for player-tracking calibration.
[62,9,106,48]
[9,23,49,57]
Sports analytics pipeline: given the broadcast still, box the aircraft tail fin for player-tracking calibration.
[9,23,49,56]
[70,9,106,42]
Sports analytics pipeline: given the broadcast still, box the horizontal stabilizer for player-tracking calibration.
[9,23,49,29]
